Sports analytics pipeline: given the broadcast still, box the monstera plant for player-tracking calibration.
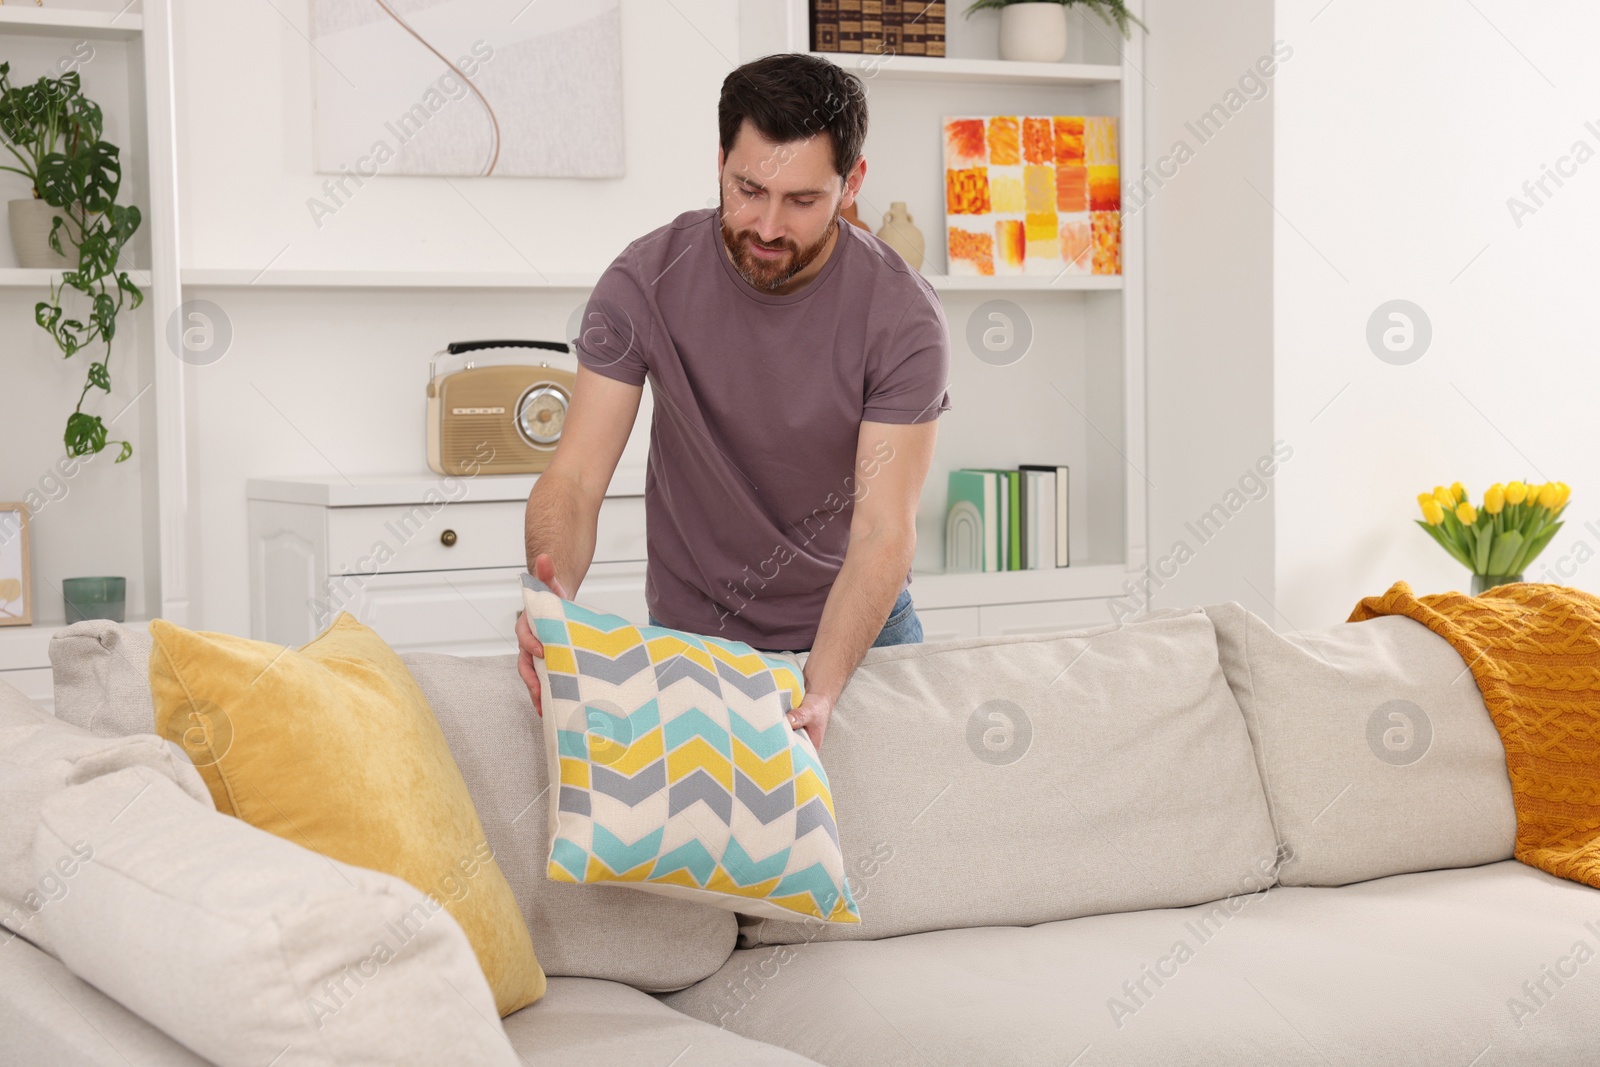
[0,62,144,463]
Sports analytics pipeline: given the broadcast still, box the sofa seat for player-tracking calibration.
[0,934,818,1067]
[502,976,820,1065]
[663,861,1600,1067]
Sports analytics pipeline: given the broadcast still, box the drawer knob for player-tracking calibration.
[440,529,458,547]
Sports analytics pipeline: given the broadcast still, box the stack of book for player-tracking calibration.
[946,466,1070,573]
[811,1,946,57]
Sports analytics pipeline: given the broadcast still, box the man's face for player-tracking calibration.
[718,120,849,291]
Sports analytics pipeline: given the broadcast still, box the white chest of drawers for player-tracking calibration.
[246,470,650,656]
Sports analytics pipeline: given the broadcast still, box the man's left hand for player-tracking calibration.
[787,691,835,750]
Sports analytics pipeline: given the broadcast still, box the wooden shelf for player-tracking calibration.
[0,267,153,287]
[908,563,1131,610]
[805,52,1121,86]
[0,7,142,40]
[182,269,602,289]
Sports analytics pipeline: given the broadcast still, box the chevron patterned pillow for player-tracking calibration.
[520,574,860,925]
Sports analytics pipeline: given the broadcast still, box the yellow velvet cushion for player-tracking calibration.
[148,612,545,1016]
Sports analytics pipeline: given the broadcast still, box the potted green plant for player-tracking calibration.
[965,0,1147,63]
[0,62,144,466]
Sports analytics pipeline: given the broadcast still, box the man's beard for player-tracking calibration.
[719,193,839,291]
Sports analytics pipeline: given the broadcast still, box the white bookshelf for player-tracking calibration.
[739,0,1149,634]
[800,51,1121,86]
[0,0,186,680]
[177,267,1119,293]
[0,6,141,41]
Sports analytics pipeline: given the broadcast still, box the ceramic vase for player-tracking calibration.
[999,3,1069,63]
[8,197,79,269]
[876,202,926,271]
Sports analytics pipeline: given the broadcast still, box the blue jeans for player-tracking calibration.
[648,587,923,654]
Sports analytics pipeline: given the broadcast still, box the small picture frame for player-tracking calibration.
[0,503,32,627]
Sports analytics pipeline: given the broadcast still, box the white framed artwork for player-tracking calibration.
[0,503,31,627]
[309,0,624,179]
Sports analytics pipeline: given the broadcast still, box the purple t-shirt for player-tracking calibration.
[573,208,953,651]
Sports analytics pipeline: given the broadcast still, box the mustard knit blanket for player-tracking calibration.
[1349,581,1600,890]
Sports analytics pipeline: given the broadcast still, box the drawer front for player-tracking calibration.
[978,598,1113,637]
[327,495,647,576]
[347,562,647,657]
[915,606,980,643]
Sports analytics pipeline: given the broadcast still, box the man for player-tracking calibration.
[516,53,952,749]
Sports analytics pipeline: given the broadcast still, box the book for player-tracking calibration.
[901,0,926,55]
[1020,464,1070,566]
[811,0,841,52]
[838,0,863,53]
[923,1,945,57]
[861,0,885,55]
[974,468,1021,570]
[946,469,998,572]
[883,0,903,53]
[1020,468,1055,569]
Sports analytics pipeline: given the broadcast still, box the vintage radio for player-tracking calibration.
[426,339,577,476]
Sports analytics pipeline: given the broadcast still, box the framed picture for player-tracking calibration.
[0,503,32,627]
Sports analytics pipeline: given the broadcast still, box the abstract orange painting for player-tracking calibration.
[944,114,1121,277]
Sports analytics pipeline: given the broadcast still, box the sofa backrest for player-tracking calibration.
[48,621,738,993]
[1203,603,1516,887]
[737,607,1283,947]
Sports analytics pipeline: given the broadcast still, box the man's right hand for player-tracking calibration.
[518,553,571,717]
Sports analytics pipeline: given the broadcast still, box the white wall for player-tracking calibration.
[173,0,741,634]
[1141,0,1279,617]
[1274,0,1600,626]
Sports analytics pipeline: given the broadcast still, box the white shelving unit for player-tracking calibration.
[0,0,185,704]
[737,1,1149,638]
[0,6,142,41]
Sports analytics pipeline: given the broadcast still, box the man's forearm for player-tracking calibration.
[803,529,916,706]
[525,470,599,596]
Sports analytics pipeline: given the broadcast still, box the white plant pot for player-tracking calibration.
[999,3,1069,63]
[8,197,79,269]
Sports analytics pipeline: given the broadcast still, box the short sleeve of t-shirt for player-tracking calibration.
[572,265,651,387]
[862,289,954,425]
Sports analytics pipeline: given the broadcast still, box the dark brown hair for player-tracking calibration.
[718,54,868,181]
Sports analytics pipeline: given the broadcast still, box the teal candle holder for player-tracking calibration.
[63,576,126,623]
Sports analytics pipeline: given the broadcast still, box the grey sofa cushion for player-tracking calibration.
[1203,603,1517,887]
[36,765,518,1067]
[48,621,739,994]
[0,677,210,957]
[666,861,1600,1066]
[503,977,820,1065]
[737,608,1281,947]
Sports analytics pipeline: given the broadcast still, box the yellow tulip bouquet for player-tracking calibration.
[1416,480,1570,594]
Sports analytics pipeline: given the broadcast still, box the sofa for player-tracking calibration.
[3,601,1597,1066]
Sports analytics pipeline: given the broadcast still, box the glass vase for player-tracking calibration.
[1470,572,1523,596]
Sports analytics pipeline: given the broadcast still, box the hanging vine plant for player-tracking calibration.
[0,62,144,462]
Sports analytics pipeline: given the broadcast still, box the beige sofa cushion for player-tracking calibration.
[0,677,210,957]
[35,765,519,1067]
[403,652,738,990]
[1204,603,1517,887]
[665,861,1600,1067]
[0,933,212,1067]
[49,619,156,738]
[737,608,1281,946]
[502,977,821,1065]
[48,622,740,993]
